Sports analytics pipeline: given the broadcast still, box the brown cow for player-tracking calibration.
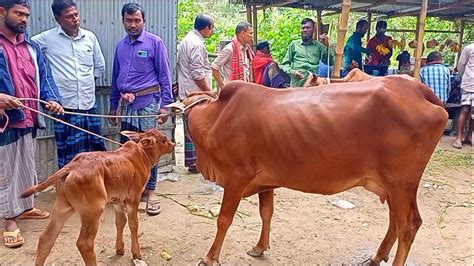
[21,128,174,265]
[170,74,447,265]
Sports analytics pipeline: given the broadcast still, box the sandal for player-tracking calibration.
[17,208,50,219]
[146,199,161,216]
[452,141,462,149]
[3,228,24,248]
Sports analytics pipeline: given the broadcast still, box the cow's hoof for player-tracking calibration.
[247,246,265,257]
[116,248,125,255]
[132,258,148,266]
[197,258,220,266]
[361,257,380,266]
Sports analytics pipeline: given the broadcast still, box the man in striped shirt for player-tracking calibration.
[420,51,451,104]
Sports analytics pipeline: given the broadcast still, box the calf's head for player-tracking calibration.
[121,128,175,165]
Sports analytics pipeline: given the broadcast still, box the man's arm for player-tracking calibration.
[36,46,64,114]
[109,47,121,112]
[92,34,106,78]
[154,38,173,123]
[457,46,468,76]
[189,44,211,91]
[280,42,295,75]
[31,32,47,51]
[211,45,232,90]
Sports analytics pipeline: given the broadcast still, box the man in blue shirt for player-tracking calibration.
[343,20,370,77]
[420,51,451,104]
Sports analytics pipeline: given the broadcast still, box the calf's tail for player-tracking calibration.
[21,167,70,198]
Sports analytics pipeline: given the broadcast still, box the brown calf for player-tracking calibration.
[21,128,174,265]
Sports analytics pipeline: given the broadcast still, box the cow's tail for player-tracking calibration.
[21,167,71,198]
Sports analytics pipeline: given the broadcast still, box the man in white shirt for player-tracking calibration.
[177,14,214,173]
[32,0,106,167]
[453,42,474,149]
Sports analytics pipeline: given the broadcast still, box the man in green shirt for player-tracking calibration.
[343,19,370,77]
[281,18,334,87]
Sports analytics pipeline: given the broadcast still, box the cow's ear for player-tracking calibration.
[139,137,155,148]
[121,130,141,142]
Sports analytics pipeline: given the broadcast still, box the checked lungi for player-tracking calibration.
[183,115,196,168]
[119,98,161,191]
[0,128,36,218]
[54,106,106,168]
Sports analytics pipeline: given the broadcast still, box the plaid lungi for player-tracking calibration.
[0,128,36,218]
[54,106,106,168]
[120,98,161,190]
[183,115,196,167]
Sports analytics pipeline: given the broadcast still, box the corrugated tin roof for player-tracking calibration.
[230,0,474,21]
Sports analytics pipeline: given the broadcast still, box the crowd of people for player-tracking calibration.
[0,0,472,249]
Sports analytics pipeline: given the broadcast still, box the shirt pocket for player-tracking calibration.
[131,49,152,72]
[78,48,94,67]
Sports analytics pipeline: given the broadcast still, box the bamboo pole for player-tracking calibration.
[456,20,465,66]
[413,0,428,79]
[366,12,372,43]
[252,3,258,47]
[316,9,322,40]
[332,0,351,78]
[246,1,252,24]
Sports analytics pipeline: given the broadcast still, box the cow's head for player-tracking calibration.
[121,129,174,164]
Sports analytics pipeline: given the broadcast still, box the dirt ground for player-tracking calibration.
[0,117,472,265]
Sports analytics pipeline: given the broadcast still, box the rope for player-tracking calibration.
[3,96,209,146]
[20,104,123,146]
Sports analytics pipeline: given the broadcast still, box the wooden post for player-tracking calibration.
[246,1,252,24]
[366,12,372,43]
[252,3,258,47]
[414,16,420,58]
[457,20,465,65]
[413,0,428,79]
[332,0,351,78]
[316,9,322,40]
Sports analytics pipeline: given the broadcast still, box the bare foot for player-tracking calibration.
[453,139,462,149]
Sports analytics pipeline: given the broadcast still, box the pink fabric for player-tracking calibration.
[0,33,38,128]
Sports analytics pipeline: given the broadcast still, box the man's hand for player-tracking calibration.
[157,108,169,124]
[108,110,118,126]
[46,101,64,115]
[319,33,329,47]
[350,60,359,70]
[294,71,305,80]
[0,93,22,110]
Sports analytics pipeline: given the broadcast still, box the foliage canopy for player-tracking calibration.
[178,0,473,66]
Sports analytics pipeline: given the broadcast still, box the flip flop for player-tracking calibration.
[17,208,50,219]
[146,199,161,216]
[452,142,462,149]
[3,228,24,248]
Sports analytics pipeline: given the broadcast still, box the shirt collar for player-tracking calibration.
[57,26,85,40]
[126,30,146,44]
[192,29,205,42]
[0,30,26,44]
[300,39,317,45]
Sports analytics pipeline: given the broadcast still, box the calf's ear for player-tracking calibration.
[139,137,155,148]
[121,130,141,142]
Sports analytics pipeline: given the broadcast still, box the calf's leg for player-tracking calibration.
[247,189,274,257]
[76,205,105,266]
[35,194,74,265]
[127,203,142,260]
[113,204,127,255]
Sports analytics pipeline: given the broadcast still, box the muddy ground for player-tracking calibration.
[0,117,472,265]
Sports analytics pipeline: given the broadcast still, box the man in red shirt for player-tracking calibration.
[367,21,393,66]
[0,0,63,248]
